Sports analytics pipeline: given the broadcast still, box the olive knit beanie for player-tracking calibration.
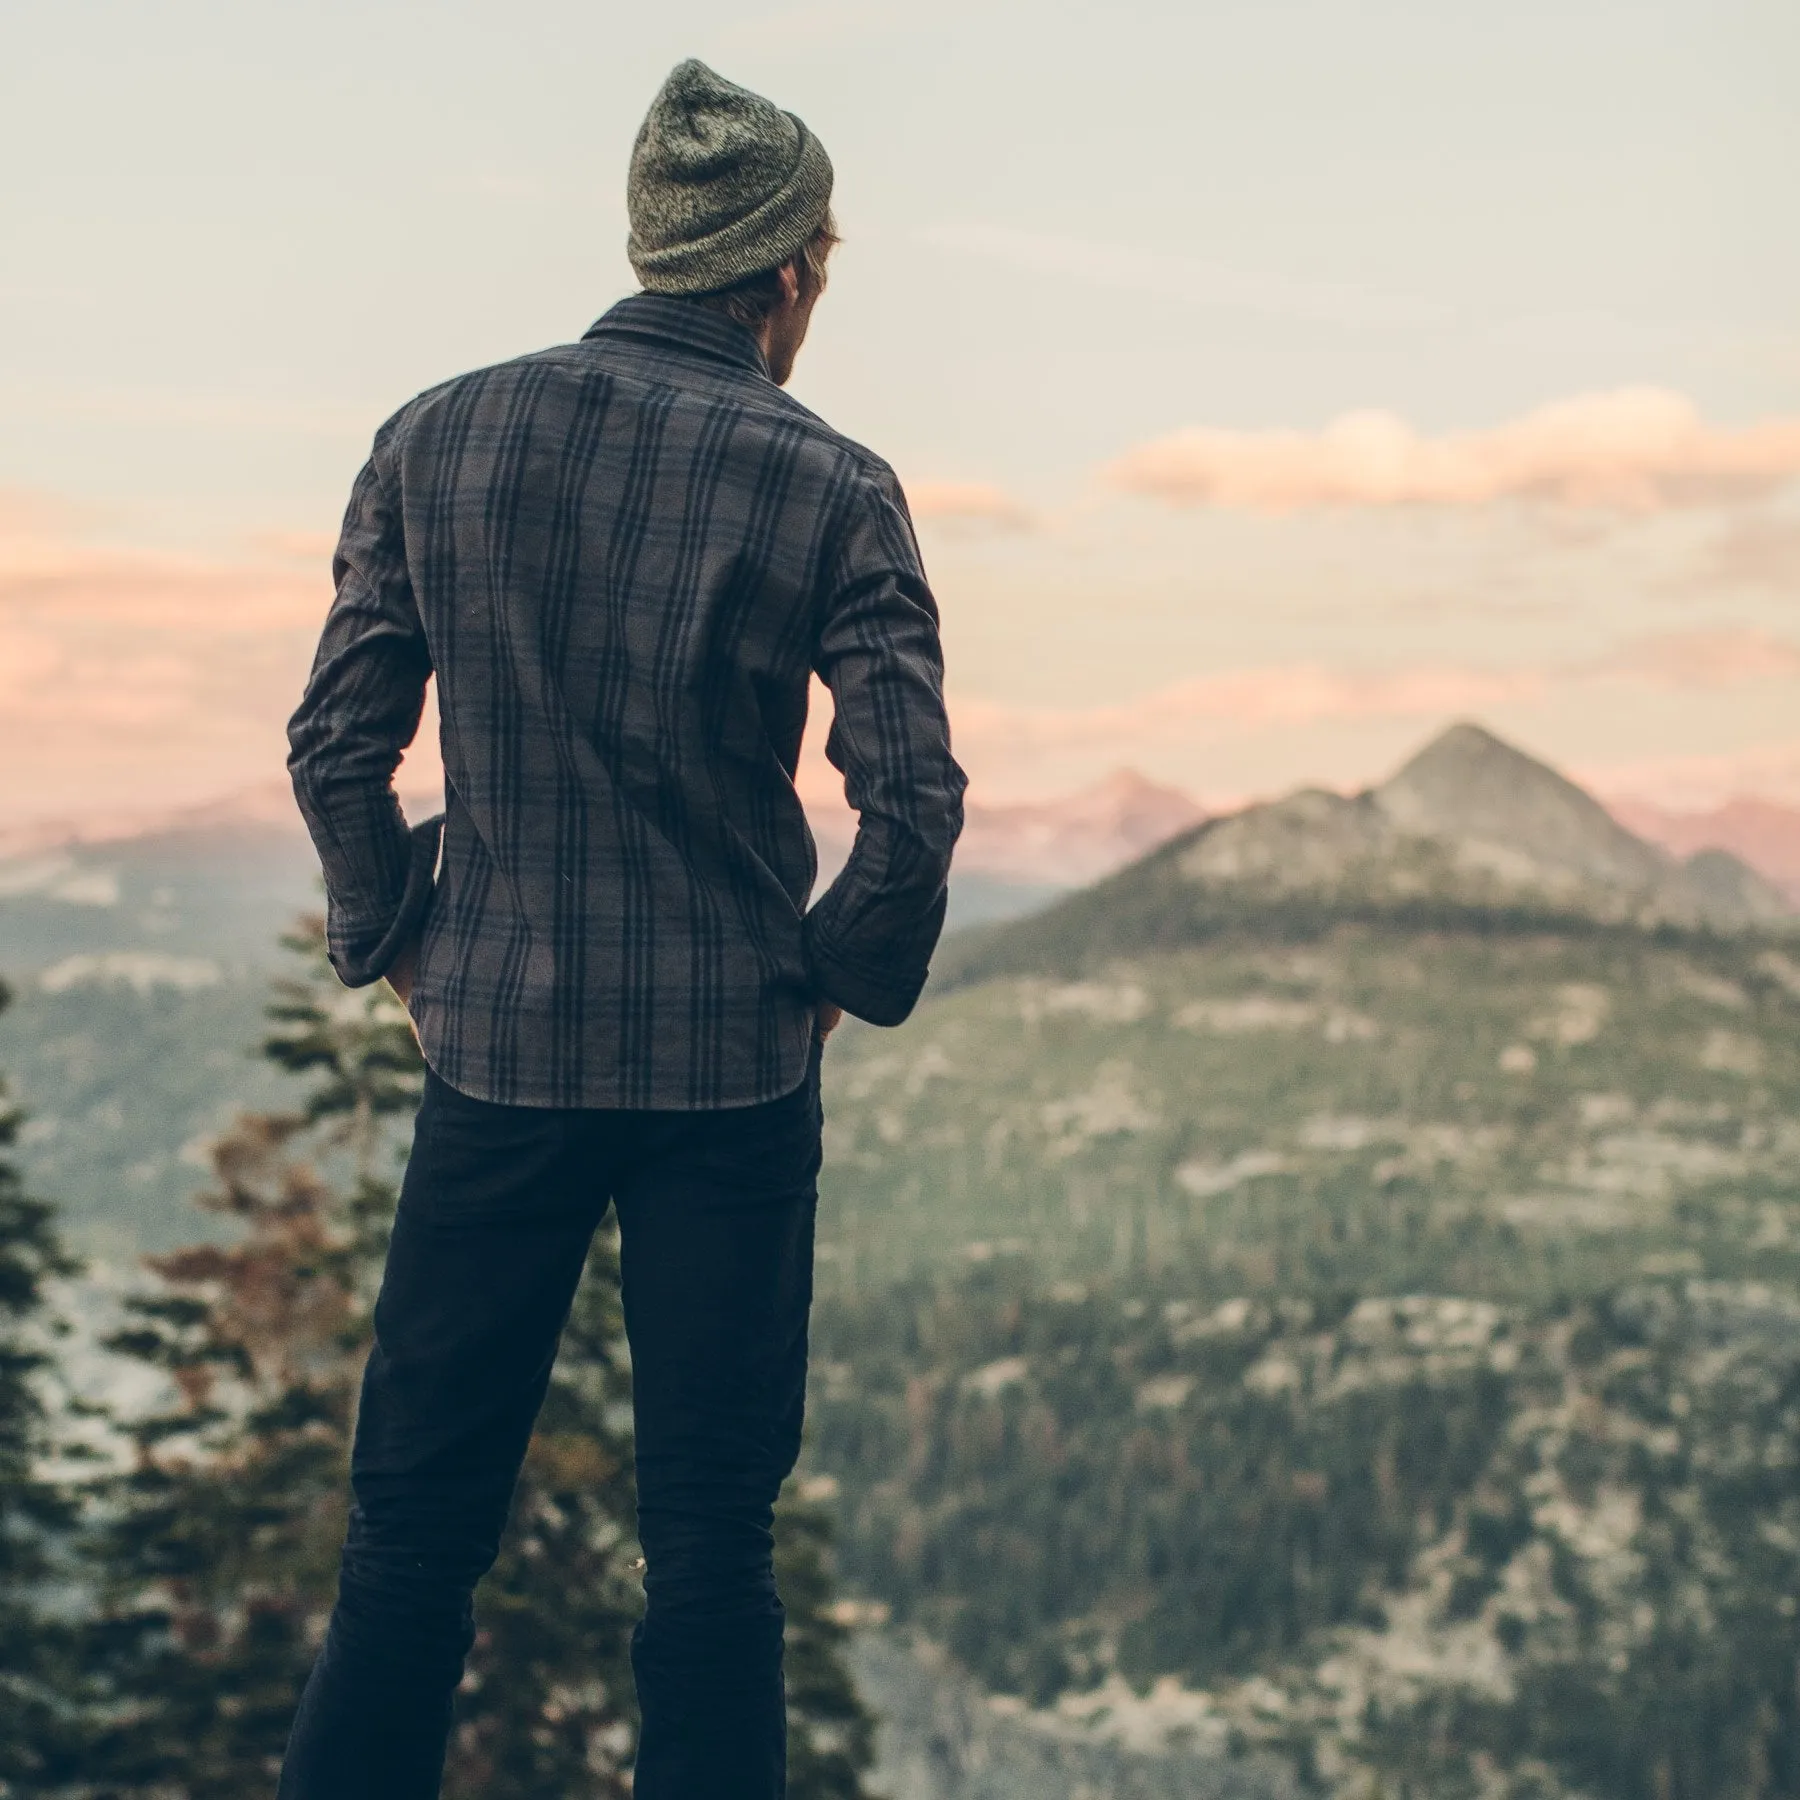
[627,59,834,295]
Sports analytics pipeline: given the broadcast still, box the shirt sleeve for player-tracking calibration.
[804,462,968,1025]
[286,422,441,987]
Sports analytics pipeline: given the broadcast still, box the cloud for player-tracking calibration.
[0,489,92,535]
[1583,738,1800,811]
[1606,628,1800,688]
[903,479,1036,532]
[12,479,1800,838]
[1682,509,1800,595]
[1107,389,1800,514]
[0,502,328,633]
[0,380,375,439]
[916,631,1800,792]
[0,494,335,826]
[805,659,1583,814]
[713,0,925,51]
[949,664,1550,765]
[249,529,338,565]
[920,223,1442,331]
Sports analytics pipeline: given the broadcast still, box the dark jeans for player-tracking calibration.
[277,1045,822,1800]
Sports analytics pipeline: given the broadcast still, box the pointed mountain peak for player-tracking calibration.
[1079,768,1196,807]
[1382,721,1584,804]
[1051,768,1208,835]
[1374,720,1670,894]
[952,769,1206,886]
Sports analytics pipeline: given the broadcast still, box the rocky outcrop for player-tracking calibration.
[1177,723,1792,932]
[851,1632,1297,1800]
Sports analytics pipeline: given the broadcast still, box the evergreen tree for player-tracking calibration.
[80,937,412,1795]
[0,978,83,1793]
[778,1482,882,1799]
[83,919,880,1797]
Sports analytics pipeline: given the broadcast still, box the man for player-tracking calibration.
[279,58,965,1800]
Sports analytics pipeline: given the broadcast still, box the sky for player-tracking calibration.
[3,0,1799,828]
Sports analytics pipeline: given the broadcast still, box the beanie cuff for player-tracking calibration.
[629,118,833,295]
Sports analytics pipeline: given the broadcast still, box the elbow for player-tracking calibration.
[802,885,947,1029]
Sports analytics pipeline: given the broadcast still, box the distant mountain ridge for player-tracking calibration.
[1611,794,1800,905]
[0,777,443,862]
[940,723,1796,993]
[805,723,1800,1800]
[6,734,1796,986]
[1182,723,1791,931]
[810,768,1207,891]
[4,768,1203,890]
[959,769,1209,886]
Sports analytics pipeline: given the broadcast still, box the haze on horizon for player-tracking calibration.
[3,0,1799,830]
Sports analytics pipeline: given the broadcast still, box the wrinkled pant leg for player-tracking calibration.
[278,1071,607,1800]
[617,1053,823,1800]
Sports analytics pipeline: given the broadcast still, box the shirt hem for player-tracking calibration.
[411,1012,819,1113]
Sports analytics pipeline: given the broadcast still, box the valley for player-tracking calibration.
[4,722,1799,1796]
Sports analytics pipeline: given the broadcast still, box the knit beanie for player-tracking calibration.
[627,59,834,295]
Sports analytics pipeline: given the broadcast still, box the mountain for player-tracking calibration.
[0,765,1195,985]
[957,770,1208,887]
[1192,722,1789,929]
[0,778,310,861]
[1377,722,1680,893]
[1611,794,1800,905]
[0,819,321,978]
[6,723,1793,1259]
[938,724,1794,994]
[802,721,1800,1798]
[808,767,1206,911]
[8,718,1800,1794]
[0,769,1199,1248]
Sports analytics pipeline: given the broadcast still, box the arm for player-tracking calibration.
[805,464,967,1026]
[287,425,441,989]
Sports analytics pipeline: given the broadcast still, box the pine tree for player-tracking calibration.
[0,978,83,1792]
[778,1481,882,1799]
[80,948,406,1794]
[82,918,881,1797]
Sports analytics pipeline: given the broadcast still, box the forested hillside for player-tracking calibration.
[796,728,1800,1796]
[0,813,1048,1253]
[4,724,1798,1796]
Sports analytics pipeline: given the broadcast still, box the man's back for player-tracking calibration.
[289,293,965,1109]
[279,57,964,1800]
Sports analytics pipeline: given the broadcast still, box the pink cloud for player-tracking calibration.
[946,665,1548,768]
[0,501,329,634]
[792,633,1800,822]
[902,479,1035,530]
[249,528,339,565]
[0,495,335,826]
[1586,739,1800,812]
[1107,389,1800,514]
[895,635,1800,801]
[1683,509,1800,595]
[1605,628,1800,688]
[10,482,1800,840]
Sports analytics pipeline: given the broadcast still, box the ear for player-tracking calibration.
[776,259,803,307]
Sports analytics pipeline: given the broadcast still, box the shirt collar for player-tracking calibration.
[582,293,771,381]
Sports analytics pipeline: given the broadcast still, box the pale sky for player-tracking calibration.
[4,0,1799,826]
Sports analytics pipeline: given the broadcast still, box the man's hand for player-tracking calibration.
[816,1000,843,1040]
[384,937,420,1009]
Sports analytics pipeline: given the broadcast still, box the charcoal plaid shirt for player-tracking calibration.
[288,295,966,1109]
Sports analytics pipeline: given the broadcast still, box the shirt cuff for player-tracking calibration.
[801,901,938,1027]
[330,814,444,987]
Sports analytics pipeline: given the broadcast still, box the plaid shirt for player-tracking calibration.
[289,295,965,1109]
